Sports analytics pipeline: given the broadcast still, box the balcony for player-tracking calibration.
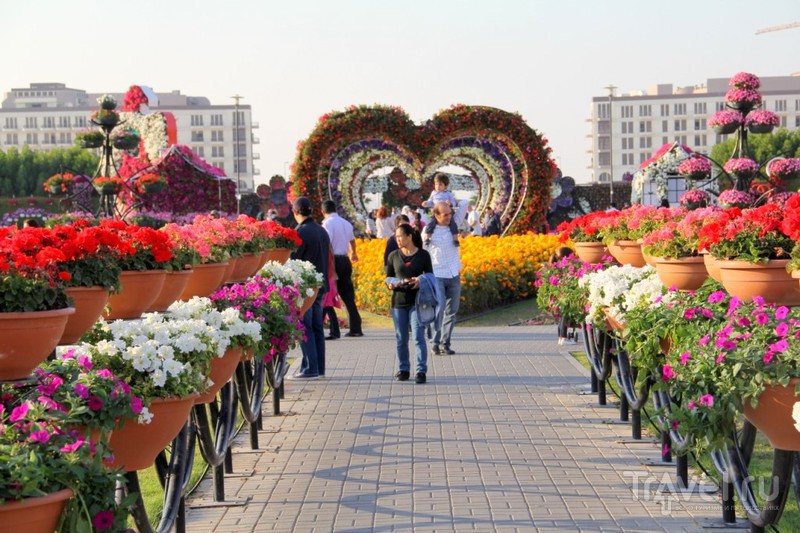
[252,153,260,160]
[250,122,259,129]
[253,168,261,175]
[252,137,260,144]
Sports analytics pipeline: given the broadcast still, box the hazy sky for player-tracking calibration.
[4,0,799,184]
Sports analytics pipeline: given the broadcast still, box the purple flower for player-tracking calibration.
[9,403,29,422]
[87,396,104,411]
[29,429,51,443]
[74,383,90,399]
[92,510,115,531]
[708,291,726,303]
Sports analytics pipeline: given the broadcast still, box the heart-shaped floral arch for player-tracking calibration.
[290,105,555,235]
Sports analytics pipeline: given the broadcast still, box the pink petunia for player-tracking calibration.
[73,383,90,399]
[87,396,104,411]
[708,291,726,303]
[776,306,790,320]
[29,429,51,443]
[662,365,675,381]
[776,322,790,337]
[699,394,714,407]
[755,313,770,325]
[92,510,115,531]
[769,339,789,353]
[679,351,691,365]
[764,351,775,364]
[9,403,29,422]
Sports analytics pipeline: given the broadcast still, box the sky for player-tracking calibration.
[3,0,800,184]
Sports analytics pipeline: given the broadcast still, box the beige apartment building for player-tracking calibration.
[0,82,260,192]
[588,74,800,187]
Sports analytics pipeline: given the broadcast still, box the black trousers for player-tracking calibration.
[334,255,362,334]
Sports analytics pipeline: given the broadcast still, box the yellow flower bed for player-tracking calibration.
[353,233,562,316]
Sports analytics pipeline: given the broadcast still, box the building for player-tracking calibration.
[0,82,260,192]
[588,74,800,188]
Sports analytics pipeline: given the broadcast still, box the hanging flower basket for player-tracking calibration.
[112,134,140,150]
[92,176,124,195]
[709,110,743,135]
[91,109,119,127]
[714,123,739,135]
[749,123,775,135]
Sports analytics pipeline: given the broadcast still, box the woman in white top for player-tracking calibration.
[375,205,395,239]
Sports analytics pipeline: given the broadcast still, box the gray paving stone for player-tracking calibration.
[184,326,737,532]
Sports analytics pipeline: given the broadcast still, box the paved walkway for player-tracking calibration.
[185,325,739,532]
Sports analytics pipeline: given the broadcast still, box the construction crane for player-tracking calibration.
[756,21,800,34]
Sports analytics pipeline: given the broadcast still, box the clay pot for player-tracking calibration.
[607,239,646,268]
[743,379,800,451]
[716,258,800,306]
[104,270,166,320]
[297,287,320,315]
[702,252,722,283]
[195,347,243,404]
[61,286,109,345]
[228,253,262,283]
[145,269,193,313]
[179,262,228,300]
[653,256,708,291]
[0,488,74,533]
[0,307,75,380]
[573,242,608,264]
[259,248,292,270]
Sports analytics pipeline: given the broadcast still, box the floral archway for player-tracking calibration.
[290,105,555,235]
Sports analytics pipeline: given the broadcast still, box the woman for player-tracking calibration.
[375,206,395,239]
[385,223,433,384]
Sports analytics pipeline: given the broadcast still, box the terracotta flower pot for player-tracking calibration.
[222,257,239,284]
[743,379,800,451]
[180,262,228,300]
[61,286,110,345]
[228,253,261,283]
[195,347,243,404]
[104,270,167,320]
[602,307,625,332]
[108,395,197,471]
[716,258,800,306]
[653,256,708,291]
[145,269,193,313]
[0,488,74,533]
[702,252,722,283]
[641,248,659,267]
[259,248,291,269]
[573,242,608,264]
[297,287,320,315]
[607,239,646,268]
[0,307,75,380]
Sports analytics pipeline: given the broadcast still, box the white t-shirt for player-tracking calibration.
[467,209,482,236]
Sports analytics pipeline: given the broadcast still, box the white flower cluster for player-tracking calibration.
[97,94,117,107]
[119,111,169,161]
[167,297,261,357]
[580,264,666,326]
[260,259,323,293]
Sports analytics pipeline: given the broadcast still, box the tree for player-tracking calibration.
[710,128,800,166]
[0,146,99,197]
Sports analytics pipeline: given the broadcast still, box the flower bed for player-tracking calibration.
[353,233,561,316]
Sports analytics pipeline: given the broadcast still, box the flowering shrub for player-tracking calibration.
[745,110,779,127]
[730,71,760,89]
[767,158,800,180]
[535,254,614,326]
[708,110,743,127]
[354,233,560,316]
[595,205,681,244]
[557,211,611,243]
[723,157,760,176]
[725,88,762,107]
[99,220,175,272]
[701,204,793,262]
[43,172,75,194]
[678,189,709,206]
[579,264,665,328]
[258,259,323,308]
[92,176,125,194]
[210,278,304,362]
[717,189,756,208]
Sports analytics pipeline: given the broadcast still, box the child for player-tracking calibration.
[421,173,460,246]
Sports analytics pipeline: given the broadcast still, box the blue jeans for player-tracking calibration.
[300,294,325,376]
[433,275,461,349]
[391,305,428,374]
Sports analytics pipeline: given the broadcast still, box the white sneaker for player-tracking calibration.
[557,338,565,345]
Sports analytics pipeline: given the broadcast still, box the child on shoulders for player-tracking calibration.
[421,173,460,246]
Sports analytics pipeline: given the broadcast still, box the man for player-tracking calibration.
[424,201,467,355]
[483,207,501,237]
[321,200,363,339]
[289,197,330,380]
[466,203,482,236]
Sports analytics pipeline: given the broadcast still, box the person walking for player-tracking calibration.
[375,206,395,239]
[386,223,433,384]
[466,203,482,236]
[482,207,501,237]
[424,201,466,355]
[321,200,364,338]
[288,197,330,380]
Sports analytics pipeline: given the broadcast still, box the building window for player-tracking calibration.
[795,100,800,112]
[796,116,800,128]
[212,146,225,158]
[660,104,669,116]
[6,133,18,144]
[662,120,669,131]
[43,117,55,128]
[639,121,652,133]
[75,116,86,127]
[621,105,633,118]
[191,115,204,126]
[782,116,787,127]
[597,103,609,119]
[674,119,687,131]
[191,131,204,142]
[58,116,71,128]
[694,102,707,114]
[639,105,651,117]
[694,118,707,130]
[640,152,650,164]
[694,134,707,146]
[216,162,225,171]
[674,103,686,115]
[597,121,609,134]
[598,153,610,166]
[211,130,224,142]
[194,146,204,157]
[662,136,669,145]
[678,135,687,145]
[4,117,17,128]
[26,133,38,144]
[598,137,609,150]
[24,117,38,128]
[716,102,727,111]
[776,100,787,112]
[639,137,652,149]
[59,132,72,144]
